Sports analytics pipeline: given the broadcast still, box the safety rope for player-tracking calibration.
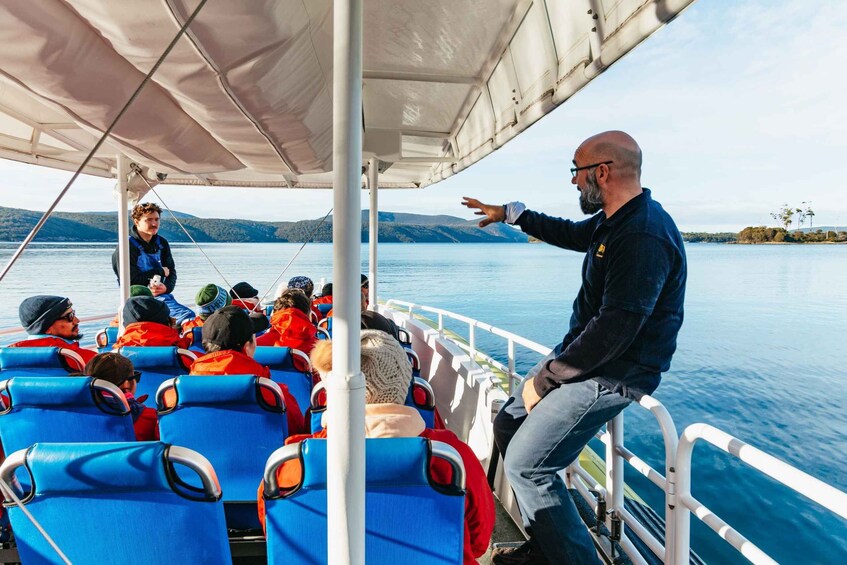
[0,479,72,564]
[257,208,334,307]
[0,0,209,286]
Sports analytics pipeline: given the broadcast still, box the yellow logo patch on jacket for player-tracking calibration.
[595,244,606,258]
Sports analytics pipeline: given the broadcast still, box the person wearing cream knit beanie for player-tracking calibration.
[294,330,495,564]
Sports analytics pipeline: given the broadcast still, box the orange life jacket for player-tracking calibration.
[190,350,305,435]
[7,336,96,369]
[113,322,192,350]
[268,308,316,354]
[181,316,204,331]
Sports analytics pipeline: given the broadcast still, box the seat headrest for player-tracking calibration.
[1,377,102,408]
[119,346,180,368]
[169,375,278,407]
[0,347,64,369]
[25,442,173,496]
[300,438,429,489]
[252,346,294,368]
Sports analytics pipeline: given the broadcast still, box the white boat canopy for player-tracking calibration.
[0,0,693,189]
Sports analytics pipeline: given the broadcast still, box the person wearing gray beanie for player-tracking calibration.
[7,295,96,366]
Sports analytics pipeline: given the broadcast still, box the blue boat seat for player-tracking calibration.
[0,377,135,458]
[308,376,435,432]
[262,437,465,564]
[253,346,312,414]
[315,303,332,317]
[0,347,86,377]
[94,326,119,352]
[182,326,206,354]
[1,442,231,564]
[157,375,288,530]
[118,346,196,399]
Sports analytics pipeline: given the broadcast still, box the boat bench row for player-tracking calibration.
[1,437,467,564]
[0,344,430,429]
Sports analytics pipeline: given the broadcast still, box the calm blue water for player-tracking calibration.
[1,241,845,563]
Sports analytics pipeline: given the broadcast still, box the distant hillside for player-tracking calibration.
[0,206,528,244]
[681,232,737,243]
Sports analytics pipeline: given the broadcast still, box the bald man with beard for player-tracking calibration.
[462,131,687,564]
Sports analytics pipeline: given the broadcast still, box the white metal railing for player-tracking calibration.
[384,299,549,394]
[672,423,847,565]
[384,299,847,565]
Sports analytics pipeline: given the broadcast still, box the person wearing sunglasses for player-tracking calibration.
[8,294,97,367]
[84,352,159,442]
[461,131,687,565]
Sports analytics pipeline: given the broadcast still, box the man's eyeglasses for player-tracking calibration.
[58,310,77,323]
[570,160,613,178]
[129,371,142,383]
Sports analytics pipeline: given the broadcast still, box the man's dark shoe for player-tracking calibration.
[491,540,549,565]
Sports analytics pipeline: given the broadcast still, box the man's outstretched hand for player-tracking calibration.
[462,197,505,227]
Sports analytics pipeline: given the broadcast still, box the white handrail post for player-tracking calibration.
[468,323,476,363]
[116,154,131,320]
[606,414,625,537]
[507,338,515,395]
[673,434,693,565]
[329,0,365,563]
[437,312,444,337]
[367,158,378,311]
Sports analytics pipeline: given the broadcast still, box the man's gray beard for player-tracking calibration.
[579,173,603,214]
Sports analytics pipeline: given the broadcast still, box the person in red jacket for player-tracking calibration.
[113,297,192,349]
[189,306,304,435]
[229,281,265,314]
[256,289,316,356]
[286,276,321,323]
[83,352,159,441]
[8,295,96,369]
[258,330,494,564]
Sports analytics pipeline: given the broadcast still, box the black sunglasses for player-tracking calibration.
[58,310,77,323]
[570,160,613,178]
[130,371,142,383]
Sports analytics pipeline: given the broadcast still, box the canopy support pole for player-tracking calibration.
[367,158,379,311]
[116,155,131,315]
[329,0,365,564]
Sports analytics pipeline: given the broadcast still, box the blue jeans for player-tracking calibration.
[156,293,195,326]
[493,377,632,564]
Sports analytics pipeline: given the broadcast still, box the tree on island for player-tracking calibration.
[769,202,815,231]
[770,204,794,230]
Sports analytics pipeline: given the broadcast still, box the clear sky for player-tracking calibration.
[1,0,845,232]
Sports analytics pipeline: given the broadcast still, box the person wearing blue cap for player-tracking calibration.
[7,295,96,366]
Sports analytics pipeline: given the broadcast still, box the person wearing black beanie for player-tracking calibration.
[7,295,96,366]
[230,281,263,313]
[122,297,172,327]
[113,297,190,350]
